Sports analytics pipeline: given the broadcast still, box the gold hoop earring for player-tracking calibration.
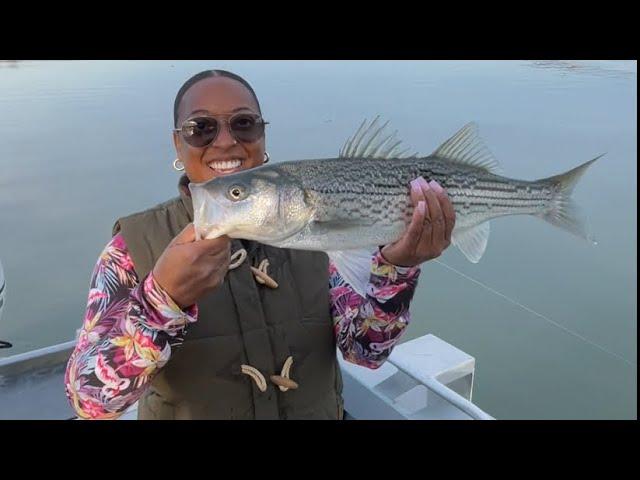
[264,152,270,164]
[173,158,185,171]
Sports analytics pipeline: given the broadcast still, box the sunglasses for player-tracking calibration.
[175,113,269,148]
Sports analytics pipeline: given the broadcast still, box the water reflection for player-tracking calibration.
[527,60,636,79]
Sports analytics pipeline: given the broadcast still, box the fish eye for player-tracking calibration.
[227,184,247,201]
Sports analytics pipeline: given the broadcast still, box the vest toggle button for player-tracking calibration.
[270,375,298,390]
[271,356,296,392]
[240,364,267,392]
[228,249,278,289]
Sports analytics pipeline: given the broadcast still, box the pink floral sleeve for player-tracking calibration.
[66,235,420,419]
[64,233,197,420]
[330,250,421,369]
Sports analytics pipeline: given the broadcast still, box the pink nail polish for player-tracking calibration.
[418,177,430,190]
[410,178,421,194]
[429,180,444,193]
[418,200,425,214]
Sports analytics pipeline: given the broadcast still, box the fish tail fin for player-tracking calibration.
[537,154,603,244]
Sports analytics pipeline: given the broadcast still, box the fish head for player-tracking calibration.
[189,166,312,243]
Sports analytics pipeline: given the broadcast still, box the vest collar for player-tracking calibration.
[178,174,194,223]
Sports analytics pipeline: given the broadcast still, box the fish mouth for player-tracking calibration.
[197,222,230,240]
[190,189,229,240]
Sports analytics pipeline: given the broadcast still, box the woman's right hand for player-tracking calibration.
[152,223,231,309]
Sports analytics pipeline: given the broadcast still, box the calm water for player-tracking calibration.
[0,60,636,419]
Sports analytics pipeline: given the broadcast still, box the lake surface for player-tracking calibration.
[0,60,636,419]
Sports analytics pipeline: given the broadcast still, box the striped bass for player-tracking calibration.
[190,118,599,292]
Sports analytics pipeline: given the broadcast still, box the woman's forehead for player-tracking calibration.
[178,76,259,120]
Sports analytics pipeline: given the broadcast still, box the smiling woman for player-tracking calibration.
[63,69,455,420]
[172,70,268,180]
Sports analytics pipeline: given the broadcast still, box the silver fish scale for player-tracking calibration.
[278,156,555,233]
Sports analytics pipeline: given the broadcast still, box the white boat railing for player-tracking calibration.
[393,367,493,420]
[338,334,493,420]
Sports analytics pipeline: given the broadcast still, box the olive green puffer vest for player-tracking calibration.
[113,177,343,420]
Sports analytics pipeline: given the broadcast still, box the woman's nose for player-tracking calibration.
[212,121,236,148]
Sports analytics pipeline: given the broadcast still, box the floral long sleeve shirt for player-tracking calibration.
[65,233,421,419]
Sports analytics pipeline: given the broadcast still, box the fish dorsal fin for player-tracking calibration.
[451,222,491,263]
[432,122,502,174]
[339,116,419,159]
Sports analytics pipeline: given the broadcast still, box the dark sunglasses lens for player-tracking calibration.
[182,117,218,147]
[230,115,264,143]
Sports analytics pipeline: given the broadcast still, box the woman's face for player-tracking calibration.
[173,76,266,184]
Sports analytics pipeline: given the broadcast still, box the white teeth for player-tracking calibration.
[208,159,242,171]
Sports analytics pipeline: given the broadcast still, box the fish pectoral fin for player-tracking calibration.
[328,248,378,298]
[451,222,491,263]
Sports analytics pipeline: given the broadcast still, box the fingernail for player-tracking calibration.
[429,180,444,194]
[418,200,426,214]
[418,177,430,190]
[410,178,421,194]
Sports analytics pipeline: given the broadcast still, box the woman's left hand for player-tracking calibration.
[381,177,456,267]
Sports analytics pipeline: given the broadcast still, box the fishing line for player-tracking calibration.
[433,259,636,370]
